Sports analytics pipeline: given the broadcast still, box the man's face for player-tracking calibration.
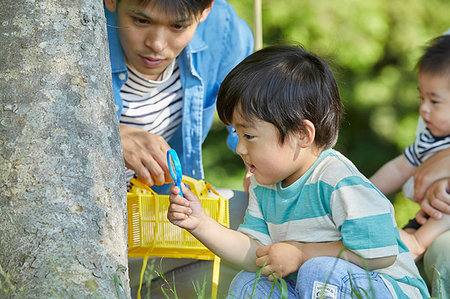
[106,0,211,80]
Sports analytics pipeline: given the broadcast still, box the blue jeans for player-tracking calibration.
[227,257,393,299]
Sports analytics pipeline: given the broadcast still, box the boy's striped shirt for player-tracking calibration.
[239,149,429,298]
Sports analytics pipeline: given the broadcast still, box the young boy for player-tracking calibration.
[370,35,450,262]
[168,45,429,298]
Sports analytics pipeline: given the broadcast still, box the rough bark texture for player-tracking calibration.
[0,1,130,298]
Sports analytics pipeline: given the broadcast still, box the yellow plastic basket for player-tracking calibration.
[127,176,229,299]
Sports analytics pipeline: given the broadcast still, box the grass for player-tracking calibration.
[0,265,24,298]
[138,254,379,299]
[137,249,444,299]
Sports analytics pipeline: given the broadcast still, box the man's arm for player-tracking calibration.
[413,147,450,204]
[370,154,415,195]
[416,177,450,223]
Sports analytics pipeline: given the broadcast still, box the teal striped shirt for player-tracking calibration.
[238,149,429,298]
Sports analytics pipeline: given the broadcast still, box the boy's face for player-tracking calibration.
[105,0,212,81]
[418,71,450,137]
[231,110,315,187]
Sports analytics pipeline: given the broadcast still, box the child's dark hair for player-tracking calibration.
[117,0,212,20]
[217,45,342,148]
[416,35,450,76]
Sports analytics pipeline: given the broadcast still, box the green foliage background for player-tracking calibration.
[202,0,450,225]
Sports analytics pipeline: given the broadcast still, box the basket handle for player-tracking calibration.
[181,175,209,197]
[130,176,210,197]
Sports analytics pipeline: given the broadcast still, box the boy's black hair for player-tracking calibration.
[416,35,450,76]
[118,0,213,20]
[217,45,342,148]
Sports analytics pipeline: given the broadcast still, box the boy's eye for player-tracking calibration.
[244,134,254,140]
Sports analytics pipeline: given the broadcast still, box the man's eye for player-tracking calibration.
[172,24,187,31]
[133,17,149,25]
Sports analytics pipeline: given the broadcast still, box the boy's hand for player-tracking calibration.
[255,241,304,281]
[167,183,206,231]
[416,178,450,224]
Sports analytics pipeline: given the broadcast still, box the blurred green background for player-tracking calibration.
[202,0,450,226]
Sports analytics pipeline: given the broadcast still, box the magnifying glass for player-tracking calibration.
[167,149,183,196]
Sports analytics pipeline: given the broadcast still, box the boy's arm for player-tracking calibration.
[370,154,415,195]
[168,184,261,271]
[400,212,450,261]
[255,241,395,280]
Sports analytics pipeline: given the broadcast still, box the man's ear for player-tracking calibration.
[198,1,214,23]
[105,0,117,13]
[298,120,316,148]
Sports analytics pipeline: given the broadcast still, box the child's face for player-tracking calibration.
[231,110,315,187]
[418,71,450,137]
[106,0,211,81]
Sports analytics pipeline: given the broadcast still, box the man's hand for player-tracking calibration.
[413,147,450,204]
[120,125,172,186]
[255,242,304,281]
[416,178,450,223]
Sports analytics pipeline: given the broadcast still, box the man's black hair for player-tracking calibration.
[118,0,213,20]
[217,44,342,149]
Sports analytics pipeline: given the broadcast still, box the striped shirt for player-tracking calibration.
[120,60,183,141]
[403,128,450,167]
[120,60,183,181]
[239,149,429,298]
[402,126,450,199]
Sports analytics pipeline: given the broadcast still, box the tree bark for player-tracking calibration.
[0,1,130,298]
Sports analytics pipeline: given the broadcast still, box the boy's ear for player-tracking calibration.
[298,120,316,148]
[105,0,117,13]
[198,1,214,23]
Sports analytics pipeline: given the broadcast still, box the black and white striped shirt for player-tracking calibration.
[403,128,450,167]
[120,60,183,180]
[120,60,183,142]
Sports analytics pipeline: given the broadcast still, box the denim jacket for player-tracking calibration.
[105,0,254,184]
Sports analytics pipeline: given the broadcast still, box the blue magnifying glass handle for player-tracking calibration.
[167,149,183,196]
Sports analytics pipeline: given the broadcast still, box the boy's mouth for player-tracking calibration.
[248,165,256,173]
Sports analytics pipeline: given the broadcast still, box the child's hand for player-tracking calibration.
[167,183,206,231]
[416,178,450,224]
[255,241,304,281]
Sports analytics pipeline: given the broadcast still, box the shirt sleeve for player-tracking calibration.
[330,176,399,259]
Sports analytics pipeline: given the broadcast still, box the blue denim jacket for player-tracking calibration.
[105,0,254,185]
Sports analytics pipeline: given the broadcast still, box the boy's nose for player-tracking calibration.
[236,140,247,156]
[420,101,430,114]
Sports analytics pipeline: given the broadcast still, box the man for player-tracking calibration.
[104,0,254,297]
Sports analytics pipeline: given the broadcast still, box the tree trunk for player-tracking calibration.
[0,1,130,298]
